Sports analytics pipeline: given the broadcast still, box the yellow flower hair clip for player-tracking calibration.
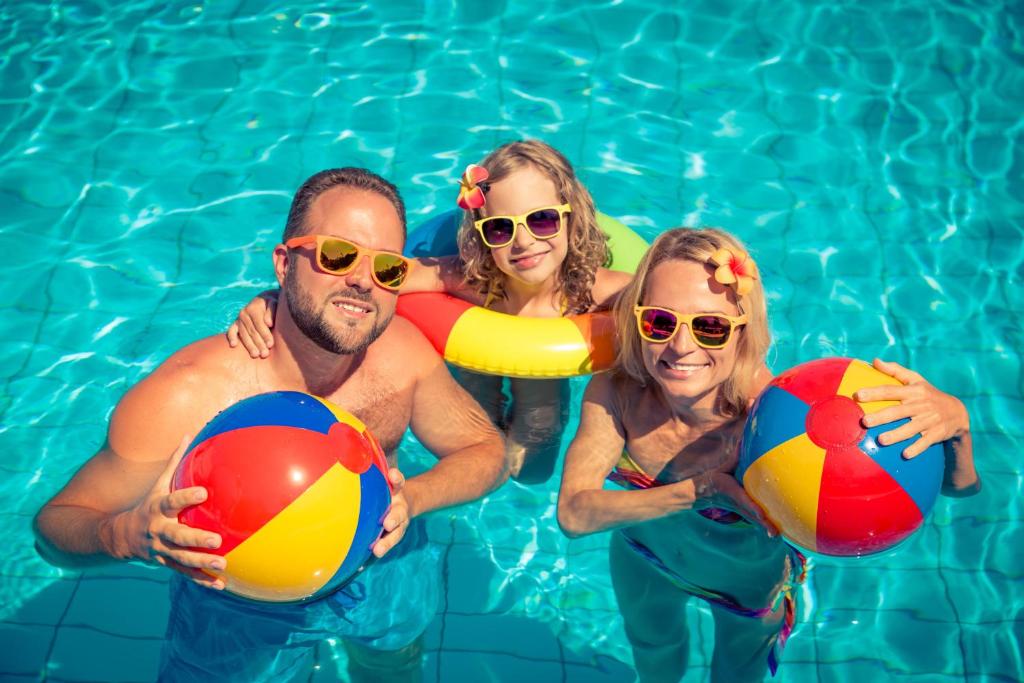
[709,247,758,297]
[456,164,489,210]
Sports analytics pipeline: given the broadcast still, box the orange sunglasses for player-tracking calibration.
[285,235,411,291]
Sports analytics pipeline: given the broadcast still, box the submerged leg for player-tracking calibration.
[708,597,786,683]
[609,533,690,683]
[505,378,570,484]
[450,367,507,428]
[344,635,425,683]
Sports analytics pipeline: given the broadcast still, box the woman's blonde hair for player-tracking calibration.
[613,227,770,416]
[457,140,609,314]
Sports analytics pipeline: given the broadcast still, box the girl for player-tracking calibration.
[229,140,632,483]
[556,227,979,682]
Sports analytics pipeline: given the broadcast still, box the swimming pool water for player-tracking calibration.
[1,1,1021,681]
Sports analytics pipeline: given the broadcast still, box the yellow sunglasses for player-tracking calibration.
[472,203,571,248]
[634,306,747,349]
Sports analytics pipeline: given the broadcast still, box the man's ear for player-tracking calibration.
[273,243,289,287]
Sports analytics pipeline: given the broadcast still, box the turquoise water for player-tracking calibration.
[1,0,1022,681]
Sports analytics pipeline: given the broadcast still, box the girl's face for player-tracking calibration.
[639,259,743,409]
[480,165,569,288]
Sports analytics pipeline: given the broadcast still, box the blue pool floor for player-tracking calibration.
[4,498,1020,683]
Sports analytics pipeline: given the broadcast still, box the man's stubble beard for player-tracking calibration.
[283,268,393,356]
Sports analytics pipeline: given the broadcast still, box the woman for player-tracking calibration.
[557,227,979,682]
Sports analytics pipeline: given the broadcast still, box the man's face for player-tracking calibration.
[282,187,405,355]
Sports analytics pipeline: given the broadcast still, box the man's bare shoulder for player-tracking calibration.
[367,315,443,375]
[109,337,257,461]
[139,336,254,398]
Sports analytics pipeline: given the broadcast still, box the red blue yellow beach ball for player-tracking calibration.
[172,391,392,602]
[737,358,944,556]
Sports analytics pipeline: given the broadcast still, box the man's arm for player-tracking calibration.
[402,360,508,518]
[32,343,228,588]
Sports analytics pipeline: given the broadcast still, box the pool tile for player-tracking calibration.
[564,654,638,682]
[47,625,162,682]
[814,610,963,677]
[1,577,77,627]
[439,650,563,683]
[422,511,456,544]
[64,575,170,639]
[0,623,53,676]
[961,622,1024,681]
[774,661,821,682]
[441,612,562,662]
[443,543,527,615]
[819,661,962,683]
[940,518,1024,573]
[810,565,957,622]
[423,611,443,651]
[943,568,1024,625]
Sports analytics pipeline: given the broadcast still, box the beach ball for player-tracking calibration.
[737,358,944,557]
[172,391,392,602]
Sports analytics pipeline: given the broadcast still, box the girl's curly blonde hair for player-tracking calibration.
[456,140,609,314]
[612,227,770,417]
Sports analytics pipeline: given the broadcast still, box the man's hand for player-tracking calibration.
[113,436,227,589]
[371,467,410,559]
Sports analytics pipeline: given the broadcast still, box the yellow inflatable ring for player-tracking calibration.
[396,293,616,378]
[397,212,647,378]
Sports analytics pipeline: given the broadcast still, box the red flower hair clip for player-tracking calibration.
[709,247,758,297]
[456,164,489,210]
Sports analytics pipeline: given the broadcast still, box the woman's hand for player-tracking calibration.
[855,358,970,459]
[694,471,778,537]
[226,290,279,358]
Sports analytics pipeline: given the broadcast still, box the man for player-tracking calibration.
[33,168,508,682]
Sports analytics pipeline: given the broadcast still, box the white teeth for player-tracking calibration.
[668,363,706,371]
[337,302,367,313]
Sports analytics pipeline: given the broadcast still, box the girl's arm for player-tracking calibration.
[226,290,278,358]
[855,358,980,497]
[402,255,466,294]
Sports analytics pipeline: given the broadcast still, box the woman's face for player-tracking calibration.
[639,258,743,409]
[479,164,569,288]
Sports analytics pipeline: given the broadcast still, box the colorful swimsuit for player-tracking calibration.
[609,451,808,676]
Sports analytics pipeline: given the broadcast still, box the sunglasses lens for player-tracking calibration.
[480,218,515,246]
[639,308,679,342]
[372,254,409,289]
[319,239,359,273]
[691,316,732,347]
[525,209,562,237]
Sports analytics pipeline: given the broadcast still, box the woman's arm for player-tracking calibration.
[556,375,702,537]
[855,358,980,497]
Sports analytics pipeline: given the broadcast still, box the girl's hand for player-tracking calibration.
[855,358,970,459]
[226,290,279,358]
